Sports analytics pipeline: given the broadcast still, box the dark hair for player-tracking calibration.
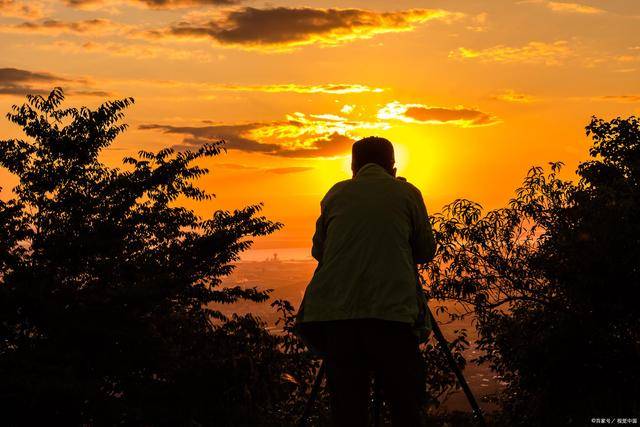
[351,136,395,174]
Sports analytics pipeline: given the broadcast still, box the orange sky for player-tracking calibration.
[1,0,639,251]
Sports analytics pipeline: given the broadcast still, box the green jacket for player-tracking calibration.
[298,163,436,331]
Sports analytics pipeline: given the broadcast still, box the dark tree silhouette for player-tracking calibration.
[0,88,307,425]
[423,116,640,425]
[0,89,468,426]
[0,88,529,426]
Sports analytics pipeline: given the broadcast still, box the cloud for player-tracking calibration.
[0,0,45,18]
[0,18,123,35]
[64,0,239,10]
[546,2,604,14]
[0,84,49,96]
[214,163,258,170]
[613,53,640,64]
[449,41,572,65]
[266,167,314,174]
[140,112,388,157]
[34,40,220,63]
[598,95,640,103]
[520,0,605,14]
[0,85,113,97]
[377,101,498,127]
[68,89,114,96]
[0,68,71,83]
[140,122,279,153]
[0,67,110,97]
[492,90,538,103]
[122,79,384,96]
[0,67,68,96]
[92,78,383,96]
[138,81,383,95]
[142,7,456,50]
[466,12,489,32]
[214,163,313,174]
[341,104,355,114]
[222,83,384,94]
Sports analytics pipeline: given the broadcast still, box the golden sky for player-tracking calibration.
[1,0,639,250]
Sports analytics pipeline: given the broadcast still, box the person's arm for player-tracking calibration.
[410,188,436,264]
[311,200,326,262]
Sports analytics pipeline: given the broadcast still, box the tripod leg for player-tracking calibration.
[428,308,487,427]
[297,361,326,427]
[372,375,382,427]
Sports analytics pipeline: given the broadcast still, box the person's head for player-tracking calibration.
[351,136,396,177]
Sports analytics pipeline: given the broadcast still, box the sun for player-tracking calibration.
[393,143,409,176]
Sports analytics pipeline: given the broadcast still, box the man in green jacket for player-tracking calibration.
[297,136,437,427]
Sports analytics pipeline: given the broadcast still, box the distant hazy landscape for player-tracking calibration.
[220,254,502,412]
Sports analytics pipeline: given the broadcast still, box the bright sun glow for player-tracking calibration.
[393,143,408,175]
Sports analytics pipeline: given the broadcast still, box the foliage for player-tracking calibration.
[267,299,470,425]
[422,116,640,425]
[0,88,472,426]
[271,299,332,425]
[9,89,638,426]
[0,88,302,425]
[420,324,469,412]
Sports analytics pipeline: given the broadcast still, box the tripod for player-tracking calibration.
[296,305,487,427]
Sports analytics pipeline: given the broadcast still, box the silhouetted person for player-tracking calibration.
[297,136,436,427]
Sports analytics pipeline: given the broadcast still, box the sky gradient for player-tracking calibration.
[1,0,639,250]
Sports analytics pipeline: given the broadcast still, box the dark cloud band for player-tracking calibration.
[65,0,238,8]
[0,67,109,97]
[378,101,498,127]
[144,7,451,49]
[139,119,358,158]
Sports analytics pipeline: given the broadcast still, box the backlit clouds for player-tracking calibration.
[492,90,538,103]
[95,78,384,95]
[0,68,71,84]
[341,105,355,114]
[213,164,314,174]
[222,83,384,94]
[0,67,70,96]
[598,95,640,103]
[65,0,239,9]
[140,112,389,157]
[0,67,109,97]
[546,2,604,14]
[378,101,498,127]
[0,19,123,36]
[36,40,219,63]
[466,12,489,32]
[521,1,605,15]
[142,101,497,156]
[266,167,313,174]
[450,41,572,66]
[144,7,456,50]
[0,0,45,18]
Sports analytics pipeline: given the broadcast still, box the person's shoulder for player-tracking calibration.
[321,179,352,204]
[328,179,351,194]
[394,177,423,199]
